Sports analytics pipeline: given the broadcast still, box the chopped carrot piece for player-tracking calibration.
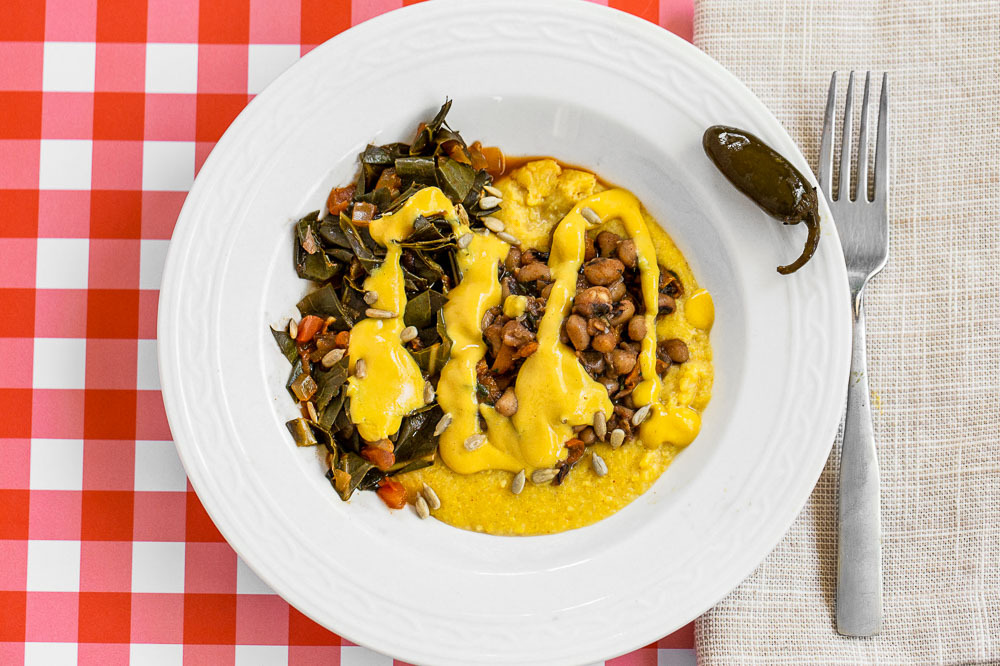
[376,478,407,509]
[296,315,324,343]
[326,185,355,215]
[361,446,395,471]
[334,331,351,348]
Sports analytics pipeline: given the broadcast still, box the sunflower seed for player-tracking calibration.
[365,308,396,319]
[593,411,607,440]
[321,348,346,367]
[632,404,652,426]
[400,325,418,343]
[421,483,441,510]
[414,495,430,520]
[480,196,502,210]
[483,184,503,198]
[423,381,435,403]
[482,216,505,233]
[591,452,608,477]
[457,203,470,226]
[306,401,318,422]
[464,433,487,451]
[511,469,526,495]
[288,319,298,339]
[581,206,602,225]
[363,290,379,305]
[354,358,367,379]
[497,231,520,246]
[457,232,473,249]
[531,468,558,484]
[609,428,625,449]
[433,412,453,436]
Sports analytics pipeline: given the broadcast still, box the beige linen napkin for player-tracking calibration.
[691,1,1000,663]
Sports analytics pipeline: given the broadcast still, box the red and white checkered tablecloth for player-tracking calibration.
[0,0,696,663]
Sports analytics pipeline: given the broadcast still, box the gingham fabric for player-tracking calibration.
[0,0,696,664]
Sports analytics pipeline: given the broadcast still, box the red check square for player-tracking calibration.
[38,191,91,238]
[300,0,351,47]
[31,389,86,439]
[0,389,33,437]
[130,592,184,643]
[82,439,136,490]
[28,490,82,540]
[0,439,31,489]
[96,0,148,41]
[236,595,289,645]
[132,491,187,541]
[81,490,134,541]
[41,93,95,140]
[184,593,237,644]
[0,539,28,590]
[95,43,146,93]
[0,591,27,641]
[79,541,132,591]
[93,93,145,141]
[288,607,341,646]
[199,0,251,43]
[2,2,46,40]
[78,591,132,643]
[0,190,39,238]
[0,92,43,139]
[84,389,137,440]
[45,0,98,41]
[25,591,80,642]
[91,190,143,239]
[87,290,140,339]
[0,338,34,388]
[185,492,225,543]
[195,94,249,143]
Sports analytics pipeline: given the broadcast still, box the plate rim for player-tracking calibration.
[159,1,851,663]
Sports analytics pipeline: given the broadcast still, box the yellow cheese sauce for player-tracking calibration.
[395,159,714,535]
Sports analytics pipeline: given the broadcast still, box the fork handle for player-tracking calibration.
[836,301,883,636]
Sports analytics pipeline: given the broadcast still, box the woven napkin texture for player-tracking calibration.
[691,1,1000,663]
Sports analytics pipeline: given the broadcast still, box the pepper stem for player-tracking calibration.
[777,209,820,275]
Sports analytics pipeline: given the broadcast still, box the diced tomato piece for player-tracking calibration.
[376,478,407,509]
[326,185,355,215]
[334,331,350,348]
[296,315,324,343]
[361,446,395,472]
[481,146,505,178]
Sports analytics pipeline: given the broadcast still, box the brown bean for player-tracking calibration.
[578,350,605,376]
[607,298,635,326]
[583,237,597,262]
[587,317,608,336]
[608,278,626,302]
[521,249,547,266]
[659,269,684,297]
[495,387,518,417]
[518,262,550,283]
[599,376,619,394]
[502,320,534,348]
[483,323,503,353]
[658,293,676,315]
[573,286,612,317]
[663,338,689,363]
[592,331,618,353]
[541,283,553,300]
[608,348,638,375]
[565,314,590,351]
[481,305,501,330]
[504,246,521,272]
[596,231,620,257]
[501,277,513,302]
[617,239,638,268]
[583,258,625,286]
[655,358,670,376]
[628,316,646,341]
[579,426,596,444]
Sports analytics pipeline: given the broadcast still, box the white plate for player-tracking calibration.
[159,1,850,663]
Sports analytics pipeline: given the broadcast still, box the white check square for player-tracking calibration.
[142,141,195,192]
[139,239,170,290]
[136,339,161,391]
[29,439,84,491]
[39,139,93,190]
[134,440,187,492]
[236,556,275,595]
[33,338,86,390]
[339,646,394,666]
[35,238,89,289]
[26,540,81,592]
[145,43,199,94]
[25,642,78,666]
[129,644,183,665]
[247,44,300,94]
[42,42,96,92]
[131,541,186,593]
[235,646,288,665]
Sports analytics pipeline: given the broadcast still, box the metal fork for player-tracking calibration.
[818,70,890,637]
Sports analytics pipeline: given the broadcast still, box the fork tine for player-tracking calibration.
[874,73,890,204]
[854,72,872,202]
[838,71,855,201]
[818,72,837,196]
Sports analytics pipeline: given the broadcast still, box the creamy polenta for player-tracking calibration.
[397,159,713,535]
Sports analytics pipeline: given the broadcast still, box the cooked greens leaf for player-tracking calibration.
[392,404,442,465]
[312,356,349,411]
[403,289,446,329]
[333,451,375,500]
[436,157,476,203]
[285,418,333,449]
[271,327,298,364]
[297,284,354,329]
[395,156,437,182]
[319,388,348,430]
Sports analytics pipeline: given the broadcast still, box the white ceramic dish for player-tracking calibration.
[159,1,851,663]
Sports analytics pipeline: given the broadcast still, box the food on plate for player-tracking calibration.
[703,125,820,274]
[273,102,713,535]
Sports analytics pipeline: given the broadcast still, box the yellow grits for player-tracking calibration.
[398,160,714,535]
